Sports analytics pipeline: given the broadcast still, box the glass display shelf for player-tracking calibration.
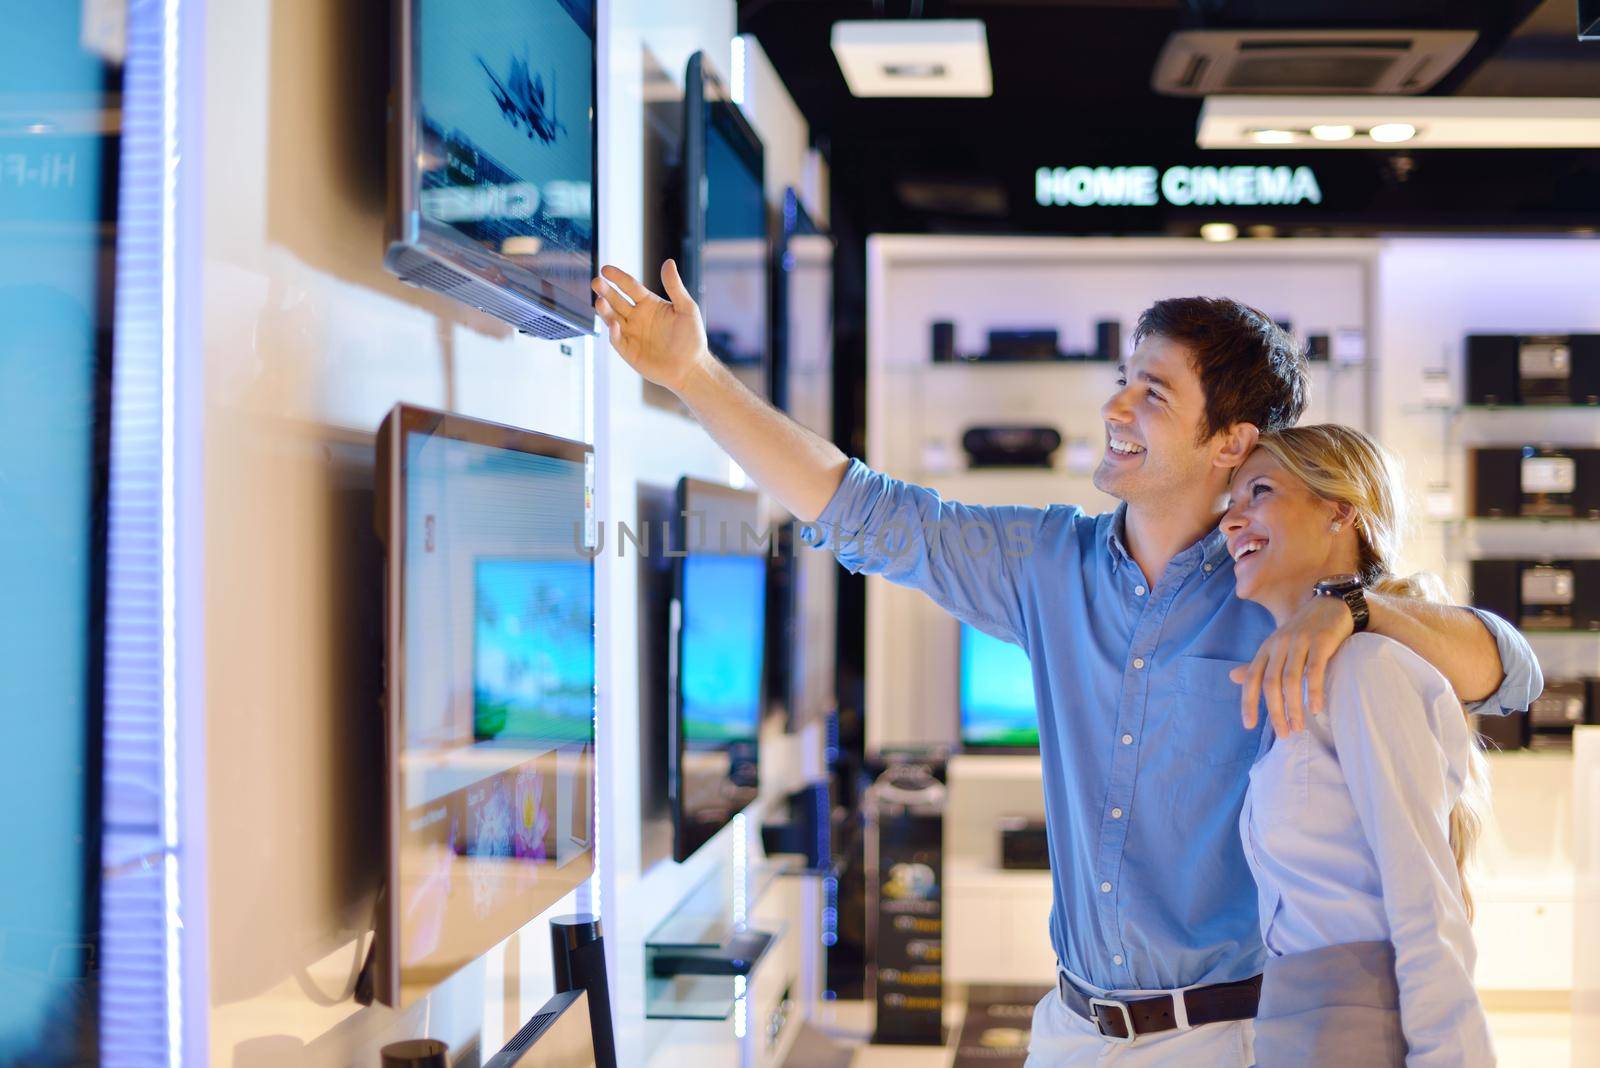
[1400,403,1600,415]
[643,859,798,1021]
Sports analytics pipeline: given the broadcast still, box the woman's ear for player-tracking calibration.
[1327,501,1356,529]
[1214,422,1260,471]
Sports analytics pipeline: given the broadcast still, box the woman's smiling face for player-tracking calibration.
[1220,448,1348,619]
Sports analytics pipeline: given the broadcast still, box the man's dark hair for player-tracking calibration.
[1132,296,1308,442]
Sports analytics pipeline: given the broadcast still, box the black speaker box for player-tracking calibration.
[998,817,1050,871]
[1476,709,1529,751]
[1576,559,1600,630]
[931,321,956,363]
[1577,449,1600,519]
[1471,449,1523,518]
[1465,335,1519,406]
[1469,559,1521,623]
[962,426,1062,468]
[1572,335,1600,406]
[986,328,1060,360]
[1093,320,1121,362]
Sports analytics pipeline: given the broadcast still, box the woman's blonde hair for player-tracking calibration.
[1254,424,1489,920]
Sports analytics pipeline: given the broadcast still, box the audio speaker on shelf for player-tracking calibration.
[962,426,1062,468]
[931,321,956,363]
[1469,559,1520,623]
[1571,334,1600,405]
[1476,710,1529,750]
[1465,335,1519,406]
[1093,320,1121,362]
[1470,449,1523,518]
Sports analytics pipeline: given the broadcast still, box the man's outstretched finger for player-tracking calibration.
[600,264,650,304]
[662,258,693,306]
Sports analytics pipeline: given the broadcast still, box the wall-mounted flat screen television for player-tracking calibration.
[769,187,837,730]
[681,51,769,398]
[959,623,1038,750]
[386,0,597,339]
[374,403,596,1007]
[670,478,766,862]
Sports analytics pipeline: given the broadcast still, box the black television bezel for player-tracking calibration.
[681,50,771,393]
[385,0,599,338]
[957,622,1041,754]
[768,186,837,732]
[668,476,766,864]
[373,402,597,1007]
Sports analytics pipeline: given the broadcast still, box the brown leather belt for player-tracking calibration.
[1057,970,1263,1043]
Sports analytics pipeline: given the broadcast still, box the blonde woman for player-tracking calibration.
[1219,425,1494,1067]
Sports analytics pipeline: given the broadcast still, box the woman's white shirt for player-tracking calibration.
[1240,631,1495,1068]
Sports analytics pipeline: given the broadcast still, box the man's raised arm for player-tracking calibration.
[594,261,848,522]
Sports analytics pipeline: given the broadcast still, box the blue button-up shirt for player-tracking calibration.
[805,459,1540,993]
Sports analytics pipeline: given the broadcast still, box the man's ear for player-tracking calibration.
[1213,422,1260,471]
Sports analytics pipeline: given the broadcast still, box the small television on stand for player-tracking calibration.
[669,477,767,862]
[386,0,598,338]
[370,404,597,1007]
[959,623,1039,751]
[681,50,770,398]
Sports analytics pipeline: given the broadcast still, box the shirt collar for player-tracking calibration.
[1105,503,1232,577]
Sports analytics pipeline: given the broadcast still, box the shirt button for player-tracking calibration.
[1111,808,1123,819]
[1204,563,1214,572]
[1113,955,1124,966]
[1100,881,1112,893]
[1122,733,1133,745]
[1132,657,1145,669]
[1134,585,1146,596]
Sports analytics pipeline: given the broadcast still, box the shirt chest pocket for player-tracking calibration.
[1170,655,1260,766]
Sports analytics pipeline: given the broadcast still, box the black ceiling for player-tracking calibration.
[737,0,1600,234]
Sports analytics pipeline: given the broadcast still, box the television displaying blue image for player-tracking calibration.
[680,554,767,749]
[474,559,594,745]
[960,623,1039,749]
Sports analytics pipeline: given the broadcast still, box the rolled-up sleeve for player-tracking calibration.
[801,458,1055,647]
[1464,608,1542,716]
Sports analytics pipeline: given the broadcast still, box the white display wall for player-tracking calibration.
[195,2,824,1066]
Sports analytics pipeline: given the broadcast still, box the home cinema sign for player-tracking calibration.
[1035,164,1324,207]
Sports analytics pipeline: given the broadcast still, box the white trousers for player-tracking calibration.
[1022,986,1256,1067]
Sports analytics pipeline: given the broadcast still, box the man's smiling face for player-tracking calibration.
[1093,333,1222,508]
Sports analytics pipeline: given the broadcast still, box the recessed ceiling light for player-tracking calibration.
[1198,97,1600,149]
[831,19,992,98]
[1200,222,1238,243]
[1368,122,1417,143]
[1310,123,1355,142]
[1251,129,1297,144]
[1247,224,1277,240]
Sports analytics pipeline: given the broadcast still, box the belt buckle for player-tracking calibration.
[1088,996,1135,1044]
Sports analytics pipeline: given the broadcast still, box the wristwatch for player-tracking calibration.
[1314,573,1369,633]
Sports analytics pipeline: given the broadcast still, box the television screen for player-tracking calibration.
[376,404,596,1006]
[959,624,1038,749]
[683,52,768,398]
[387,0,597,338]
[671,478,765,861]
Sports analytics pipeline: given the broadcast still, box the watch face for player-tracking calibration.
[1318,573,1361,591]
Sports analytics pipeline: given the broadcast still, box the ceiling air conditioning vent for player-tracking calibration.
[1152,29,1477,96]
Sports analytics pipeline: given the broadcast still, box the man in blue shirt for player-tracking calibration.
[593,263,1538,1064]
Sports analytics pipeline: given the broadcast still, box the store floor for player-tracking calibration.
[788,994,1572,1068]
